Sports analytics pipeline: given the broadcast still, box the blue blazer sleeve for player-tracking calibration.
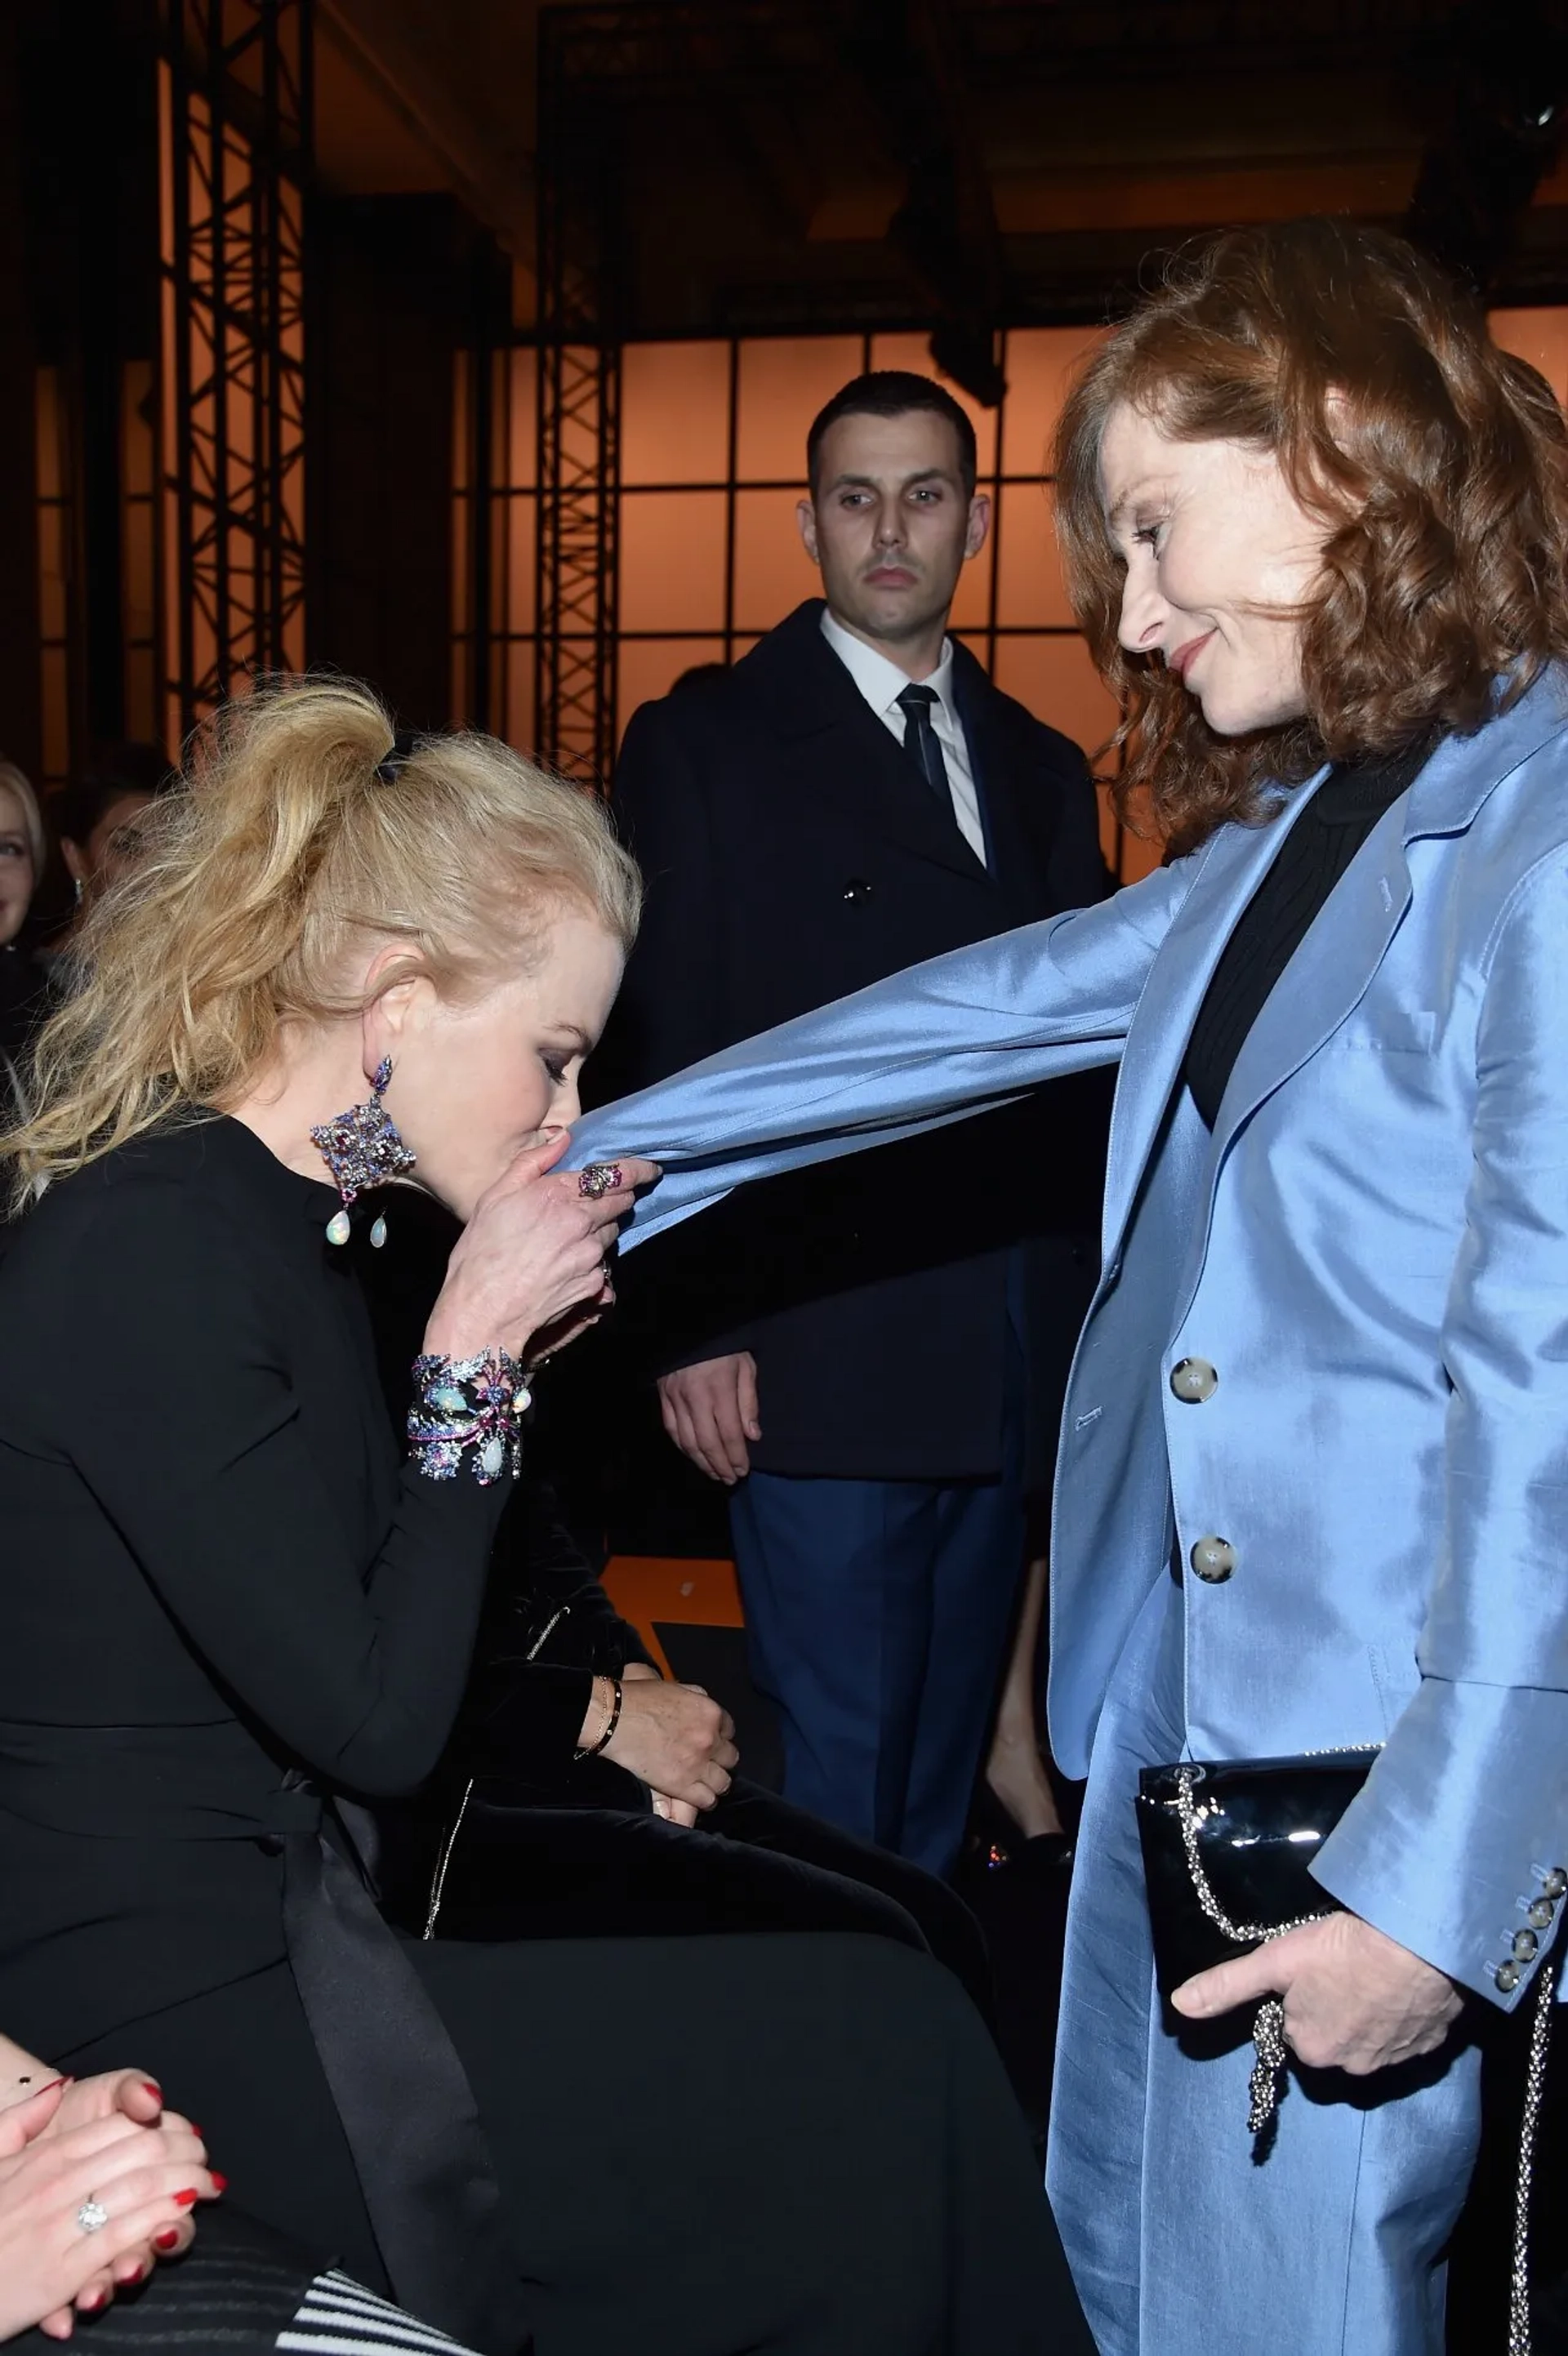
[571,856,1196,1249]
[1315,845,1568,2006]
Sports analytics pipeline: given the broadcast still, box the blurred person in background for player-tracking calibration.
[0,759,47,1125]
[51,744,167,933]
[599,370,1112,1881]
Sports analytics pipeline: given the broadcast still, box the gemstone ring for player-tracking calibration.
[76,2196,110,2234]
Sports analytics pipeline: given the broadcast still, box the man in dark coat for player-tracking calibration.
[599,371,1111,1874]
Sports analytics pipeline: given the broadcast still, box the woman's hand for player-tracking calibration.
[614,1666,703,1824]
[0,2080,218,2341]
[589,1677,738,1814]
[425,1133,659,1364]
[1172,1911,1464,2074]
[24,2073,204,2313]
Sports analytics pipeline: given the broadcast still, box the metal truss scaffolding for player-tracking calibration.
[158,0,311,749]
[535,11,626,786]
[533,2,813,781]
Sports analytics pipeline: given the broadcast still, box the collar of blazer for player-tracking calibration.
[740,598,1015,891]
[1102,663,1568,1256]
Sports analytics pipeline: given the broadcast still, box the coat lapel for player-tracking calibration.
[1101,775,1327,1252]
[1107,667,1568,1255]
[951,655,1051,924]
[1209,671,1568,1165]
[1207,820,1410,1165]
[747,601,991,888]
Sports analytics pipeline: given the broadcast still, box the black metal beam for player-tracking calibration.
[533,5,626,787]
[159,0,311,742]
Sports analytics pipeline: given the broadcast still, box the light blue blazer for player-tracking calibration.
[572,668,1568,2011]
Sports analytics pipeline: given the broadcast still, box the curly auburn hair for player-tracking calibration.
[1054,216,1568,854]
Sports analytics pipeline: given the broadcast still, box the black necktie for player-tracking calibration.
[896,684,954,819]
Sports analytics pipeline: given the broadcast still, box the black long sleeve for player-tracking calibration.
[0,1138,509,1795]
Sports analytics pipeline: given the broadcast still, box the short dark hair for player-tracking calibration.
[806,371,978,498]
[53,742,171,847]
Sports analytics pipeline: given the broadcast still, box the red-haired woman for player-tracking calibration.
[572,217,1568,2354]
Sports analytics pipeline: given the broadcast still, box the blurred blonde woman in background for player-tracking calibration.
[0,758,47,1125]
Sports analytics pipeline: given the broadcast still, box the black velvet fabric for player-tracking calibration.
[408,1776,994,2021]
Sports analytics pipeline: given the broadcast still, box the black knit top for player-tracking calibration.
[1183,738,1437,1131]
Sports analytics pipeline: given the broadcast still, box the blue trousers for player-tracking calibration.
[728,1396,1027,1879]
[1047,1577,1481,2356]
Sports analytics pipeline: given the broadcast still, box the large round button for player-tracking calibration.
[1497,1960,1521,1994]
[1190,1535,1236,1583]
[1529,1899,1555,1931]
[1169,1357,1219,1404]
[1514,1929,1539,1962]
[1545,1868,1567,1900]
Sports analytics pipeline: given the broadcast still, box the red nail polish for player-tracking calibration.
[120,2265,145,2286]
[210,2171,228,2192]
[140,2081,162,2103]
[154,2229,181,2251]
[81,2288,108,2310]
[172,2189,199,2208]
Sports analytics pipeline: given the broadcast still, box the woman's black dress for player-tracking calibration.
[0,1116,1088,2356]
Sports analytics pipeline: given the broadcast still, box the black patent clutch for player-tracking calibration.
[1136,1749,1377,2128]
[1135,1749,1377,1997]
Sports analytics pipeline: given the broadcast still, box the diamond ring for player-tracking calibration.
[76,2196,109,2234]
[577,1164,623,1200]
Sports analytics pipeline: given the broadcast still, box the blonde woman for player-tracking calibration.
[0,683,1085,2356]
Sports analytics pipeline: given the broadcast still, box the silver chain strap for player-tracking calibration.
[1173,1766,1557,2346]
[1171,1766,1333,2131]
[1509,1954,1557,2356]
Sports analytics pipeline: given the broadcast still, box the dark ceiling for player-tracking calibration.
[318,0,1568,343]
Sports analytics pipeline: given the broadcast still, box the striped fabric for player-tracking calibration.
[8,2219,486,2354]
[277,2272,481,2356]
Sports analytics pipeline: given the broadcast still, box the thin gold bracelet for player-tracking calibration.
[574,1675,624,1761]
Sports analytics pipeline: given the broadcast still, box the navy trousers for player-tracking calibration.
[728,1371,1027,1878]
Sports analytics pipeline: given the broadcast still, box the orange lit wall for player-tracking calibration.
[474,310,1568,889]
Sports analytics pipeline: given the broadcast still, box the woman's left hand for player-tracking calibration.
[648,1792,700,1827]
[27,2073,207,2325]
[1172,1912,1463,2074]
[618,1663,704,1826]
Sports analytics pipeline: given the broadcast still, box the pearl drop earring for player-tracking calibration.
[309,1058,416,1245]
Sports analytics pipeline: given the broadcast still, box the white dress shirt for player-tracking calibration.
[819,608,987,864]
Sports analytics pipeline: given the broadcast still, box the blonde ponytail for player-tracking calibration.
[3,677,641,1203]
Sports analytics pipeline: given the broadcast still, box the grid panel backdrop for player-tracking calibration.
[475,327,1151,878]
[466,307,1568,889]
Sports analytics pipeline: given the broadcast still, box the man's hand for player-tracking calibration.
[1173,1911,1464,2076]
[657,1353,760,1484]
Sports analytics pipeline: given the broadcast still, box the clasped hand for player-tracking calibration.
[596,1663,738,1827]
[1173,1910,1463,2075]
[1,2071,218,2341]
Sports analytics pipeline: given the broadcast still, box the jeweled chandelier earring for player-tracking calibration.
[310,1057,416,1247]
